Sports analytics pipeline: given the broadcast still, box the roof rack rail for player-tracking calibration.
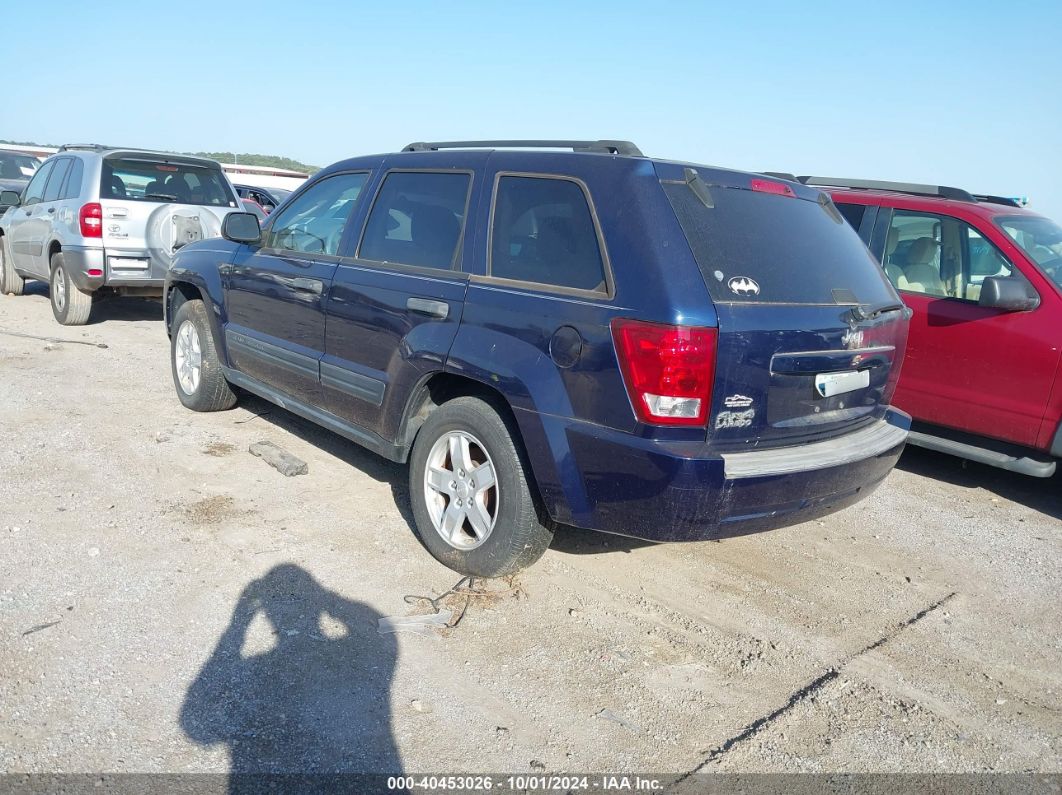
[797,176,976,203]
[401,139,644,157]
[972,194,1025,208]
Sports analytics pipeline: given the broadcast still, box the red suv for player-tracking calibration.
[802,177,1061,477]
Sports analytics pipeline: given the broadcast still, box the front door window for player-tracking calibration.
[884,211,1014,301]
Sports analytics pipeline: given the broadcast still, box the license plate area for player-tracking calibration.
[815,370,870,398]
[109,256,150,271]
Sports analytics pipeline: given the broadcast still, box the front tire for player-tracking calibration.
[170,299,237,412]
[409,396,553,577]
[50,253,93,325]
[0,238,25,296]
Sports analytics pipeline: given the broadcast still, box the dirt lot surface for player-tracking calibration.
[1,287,1060,777]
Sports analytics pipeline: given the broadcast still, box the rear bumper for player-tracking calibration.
[64,246,164,292]
[517,408,911,542]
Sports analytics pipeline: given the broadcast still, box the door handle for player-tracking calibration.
[407,297,449,319]
[47,208,55,214]
[290,277,323,295]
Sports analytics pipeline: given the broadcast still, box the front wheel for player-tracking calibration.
[409,396,553,577]
[0,238,25,296]
[170,299,237,412]
[50,253,93,325]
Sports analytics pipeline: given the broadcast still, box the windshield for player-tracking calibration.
[996,215,1062,289]
[101,157,238,207]
[0,152,40,180]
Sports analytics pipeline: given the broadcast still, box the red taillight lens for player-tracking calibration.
[611,318,717,426]
[750,178,796,197]
[79,203,103,238]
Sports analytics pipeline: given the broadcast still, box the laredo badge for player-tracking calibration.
[727,276,760,296]
[715,409,755,429]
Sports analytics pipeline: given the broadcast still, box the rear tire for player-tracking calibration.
[409,396,554,577]
[0,238,25,296]
[171,299,237,412]
[50,253,93,325]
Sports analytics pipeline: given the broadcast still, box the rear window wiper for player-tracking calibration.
[850,300,906,322]
[145,192,177,201]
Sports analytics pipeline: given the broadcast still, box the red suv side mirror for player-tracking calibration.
[978,276,1039,312]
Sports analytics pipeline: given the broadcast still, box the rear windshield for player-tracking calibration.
[101,157,237,207]
[664,182,896,305]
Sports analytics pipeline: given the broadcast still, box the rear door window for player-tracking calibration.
[664,181,894,305]
[60,158,84,200]
[42,158,71,203]
[489,175,608,293]
[101,157,237,207]
[358,171,471,270]
[836,202,867,231]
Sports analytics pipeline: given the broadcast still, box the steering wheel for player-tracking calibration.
[1039,256,1062,280]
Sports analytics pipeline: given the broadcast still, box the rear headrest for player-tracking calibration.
[907,237,939,264]
[165,175,191,202]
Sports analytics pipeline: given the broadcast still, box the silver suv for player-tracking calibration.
[0,145,239,325]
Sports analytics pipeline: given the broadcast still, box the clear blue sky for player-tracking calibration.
[5,0,1061,218]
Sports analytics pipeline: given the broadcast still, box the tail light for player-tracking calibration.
[611,318,717,426]
[79,203,103,238]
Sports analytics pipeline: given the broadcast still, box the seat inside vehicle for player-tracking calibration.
[902,237,946,295]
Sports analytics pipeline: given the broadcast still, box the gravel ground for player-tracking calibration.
[0,285,1059,777]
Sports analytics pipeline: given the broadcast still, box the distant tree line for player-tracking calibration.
[191,152,319,174]
[1,140,319,174]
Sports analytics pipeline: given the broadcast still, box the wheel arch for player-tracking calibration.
[396,370,573,525]
[164,277,227,365]
[398,372,518,455]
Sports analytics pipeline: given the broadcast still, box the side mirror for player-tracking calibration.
[0,190,21,207]
[222,212,262,245]
[979,276,1039,312]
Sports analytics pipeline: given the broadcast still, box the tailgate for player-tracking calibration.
[711,303,908,447]
[658,165,909,447]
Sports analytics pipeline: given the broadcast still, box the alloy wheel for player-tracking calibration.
[174,320,203,395]
[423,430,499,550]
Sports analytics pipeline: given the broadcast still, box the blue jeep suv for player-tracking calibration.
[164,140,911,577]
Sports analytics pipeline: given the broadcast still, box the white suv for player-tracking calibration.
[0,145,239,325]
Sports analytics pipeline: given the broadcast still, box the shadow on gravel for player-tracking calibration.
[549,525,657,556]
[180,564,401,787]
[236,394,417,532]
[234,394,666,559]
[89,295,163,324]
[897,445,1061,521]
[21,280,164,324]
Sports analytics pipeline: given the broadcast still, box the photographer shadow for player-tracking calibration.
[180,564,401,789]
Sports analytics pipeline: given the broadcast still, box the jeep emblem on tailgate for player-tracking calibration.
[728,277,760,296]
